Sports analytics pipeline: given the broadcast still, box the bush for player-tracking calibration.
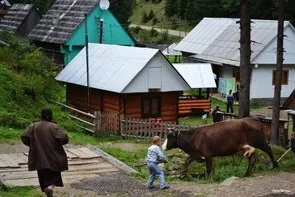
[141,11,148,23]
[150,27,159,37]
[152,17,159,25]
[148,10,154,20]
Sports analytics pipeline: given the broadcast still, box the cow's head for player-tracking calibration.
[162,127,178,151]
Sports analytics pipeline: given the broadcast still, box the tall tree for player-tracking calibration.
[165,0,178,17]
[110,0,133,27]
[239,0,251,118]
[271,0,285,145]
[178,0,188,19]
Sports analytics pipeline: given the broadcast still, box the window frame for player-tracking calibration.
[141,96,161,118]
[272,70,289,85]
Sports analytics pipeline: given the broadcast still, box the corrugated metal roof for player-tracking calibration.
[175,18,292,66]
[28,0,98,44]
[172,63,216,88]
[1,0,11,6]
[162,43,182,55]
[0,4,34,32]
[56,43,160,93]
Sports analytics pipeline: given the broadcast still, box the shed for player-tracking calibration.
[0,4,41,38]
[173,63,216,115]
[0,0,10,19]
[175,18,295,104]
[55,43,190,124]
[28,0,135,67]
[162,43,183,63]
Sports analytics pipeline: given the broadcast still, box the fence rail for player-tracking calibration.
[120,116,195,139]
[48,99,119,135]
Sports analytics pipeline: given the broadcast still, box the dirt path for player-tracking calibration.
[1,144,294,197]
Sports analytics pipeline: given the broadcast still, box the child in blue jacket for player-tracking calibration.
[146,136,169,190]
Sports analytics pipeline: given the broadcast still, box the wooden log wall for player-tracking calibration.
[179,98,211,115]
[66,84,102,113]
[103,91,120,113]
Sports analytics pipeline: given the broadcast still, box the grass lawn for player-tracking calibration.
[0,186,42,197]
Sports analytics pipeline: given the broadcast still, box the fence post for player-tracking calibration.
[94,111,102,135]
[120,115,125,139]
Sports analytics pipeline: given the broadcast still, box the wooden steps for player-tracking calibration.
[0,147,121,187]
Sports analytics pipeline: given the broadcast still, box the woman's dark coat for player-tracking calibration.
[21,121,68,171]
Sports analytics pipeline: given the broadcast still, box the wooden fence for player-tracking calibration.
[48,99,119,135]
[120,116,195,139]
[218,112,288,145]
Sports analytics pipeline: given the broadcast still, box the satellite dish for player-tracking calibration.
[99,0,110,10]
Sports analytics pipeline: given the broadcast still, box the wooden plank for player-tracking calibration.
[8,153,27,165]
[68,158,104,166]
[0,154,20,168]
[1,165,119,181]
[2,169,118,187]
[65,150,79,159]
[77,147,100,158]
[66,148,91,159]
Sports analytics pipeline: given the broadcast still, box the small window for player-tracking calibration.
[142,97,161,118]
[272,70,289,85]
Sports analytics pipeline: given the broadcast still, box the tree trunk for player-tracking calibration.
[239,0,251,118]
[271,0,285,145]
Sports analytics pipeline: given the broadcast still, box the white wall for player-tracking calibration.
[252,25,295,64]
[250,64,295,99]
[122,52,190,93]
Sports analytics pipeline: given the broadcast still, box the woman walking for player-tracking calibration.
[21,108,68,197]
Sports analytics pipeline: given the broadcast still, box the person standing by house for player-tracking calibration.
[146,136,169,190]
[212,106,222,123]
[21,109,68,197]
[226,89,234,113]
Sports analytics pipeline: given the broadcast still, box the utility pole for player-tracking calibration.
[239,0,251,118]
[99,18,104,44]
[85,14,90,113]
[271,0,285,145]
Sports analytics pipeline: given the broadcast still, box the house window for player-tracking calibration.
[272,70,289,85]
[142,97,161,118]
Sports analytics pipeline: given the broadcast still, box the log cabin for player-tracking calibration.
[55,44,193,126]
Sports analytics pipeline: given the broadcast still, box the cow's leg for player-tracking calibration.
[263,144,279,168]
[261,144,278,169]
[205,156,213,178]
[182,156,195,177]
[245,152,256,177]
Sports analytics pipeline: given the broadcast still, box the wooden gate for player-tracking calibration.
[93,111,119,135]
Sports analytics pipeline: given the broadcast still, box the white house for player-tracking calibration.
[175,17,295,103]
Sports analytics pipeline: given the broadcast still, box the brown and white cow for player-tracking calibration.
[162,118,278,177]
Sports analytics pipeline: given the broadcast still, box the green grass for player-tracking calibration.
[0,127,23,144]
[129,0,166,26]
[129,0,193,31]
[0,186,42,197]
